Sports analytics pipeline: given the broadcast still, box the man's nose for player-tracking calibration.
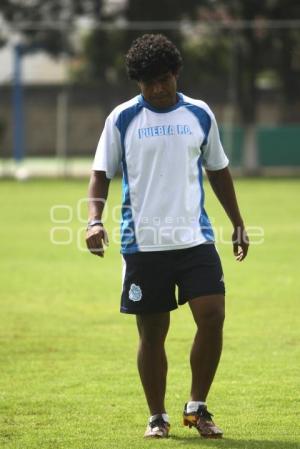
[152,82,164,94]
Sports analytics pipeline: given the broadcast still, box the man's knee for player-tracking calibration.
[204,306,225,329]
[190,295,225,329]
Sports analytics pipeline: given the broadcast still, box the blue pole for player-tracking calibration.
[12,44,25,163]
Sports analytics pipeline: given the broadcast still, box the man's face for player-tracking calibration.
[138,72,178,109]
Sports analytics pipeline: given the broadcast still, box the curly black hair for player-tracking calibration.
[125,34,183,82]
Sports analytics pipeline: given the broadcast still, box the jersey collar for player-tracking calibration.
[138,93,184,113]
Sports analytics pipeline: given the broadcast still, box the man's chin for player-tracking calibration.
[150,98,172,109]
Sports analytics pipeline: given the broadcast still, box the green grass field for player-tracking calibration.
[0,177,299,449]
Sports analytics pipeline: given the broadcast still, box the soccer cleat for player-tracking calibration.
[183,403,223,438]
[144,416,170,438]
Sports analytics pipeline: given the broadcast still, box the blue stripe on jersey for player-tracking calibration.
[184,104,211,146]
[185,104,214,240]
[116,102,143,253]
[197,156,215,241]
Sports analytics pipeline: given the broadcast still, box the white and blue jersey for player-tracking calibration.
[93,93,229,254]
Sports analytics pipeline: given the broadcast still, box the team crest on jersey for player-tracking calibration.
[129,283,142,302]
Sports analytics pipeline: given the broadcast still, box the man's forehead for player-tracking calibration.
[140,71,174,83]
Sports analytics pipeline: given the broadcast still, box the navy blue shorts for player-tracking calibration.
[121,243,225,315]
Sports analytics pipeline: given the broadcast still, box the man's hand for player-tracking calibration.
[86,225,109,258]
[232,225,249,262]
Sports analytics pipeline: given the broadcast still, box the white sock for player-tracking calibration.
[186,401,206,413]
[149,413,169,423]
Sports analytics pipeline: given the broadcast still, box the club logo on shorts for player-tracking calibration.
[129,283,142,302]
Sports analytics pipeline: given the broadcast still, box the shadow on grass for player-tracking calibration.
[169,436,299,449]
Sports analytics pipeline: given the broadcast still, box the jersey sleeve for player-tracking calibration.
[92,113,122,178]
[201,111,229,171]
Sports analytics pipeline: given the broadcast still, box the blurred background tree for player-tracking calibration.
[76,0,300,123]
[221,0,300,123]
[0,0,103,54]
[79,0,201,86]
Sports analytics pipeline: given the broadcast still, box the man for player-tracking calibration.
[86,34,249,439]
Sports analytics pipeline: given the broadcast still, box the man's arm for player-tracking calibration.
[205,166,249,261]
[86,170,110,257]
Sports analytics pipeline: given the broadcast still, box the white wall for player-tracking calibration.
[0,43,68,84]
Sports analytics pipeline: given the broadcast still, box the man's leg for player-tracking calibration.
[188,294,225,401]
[136,312,170,415]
